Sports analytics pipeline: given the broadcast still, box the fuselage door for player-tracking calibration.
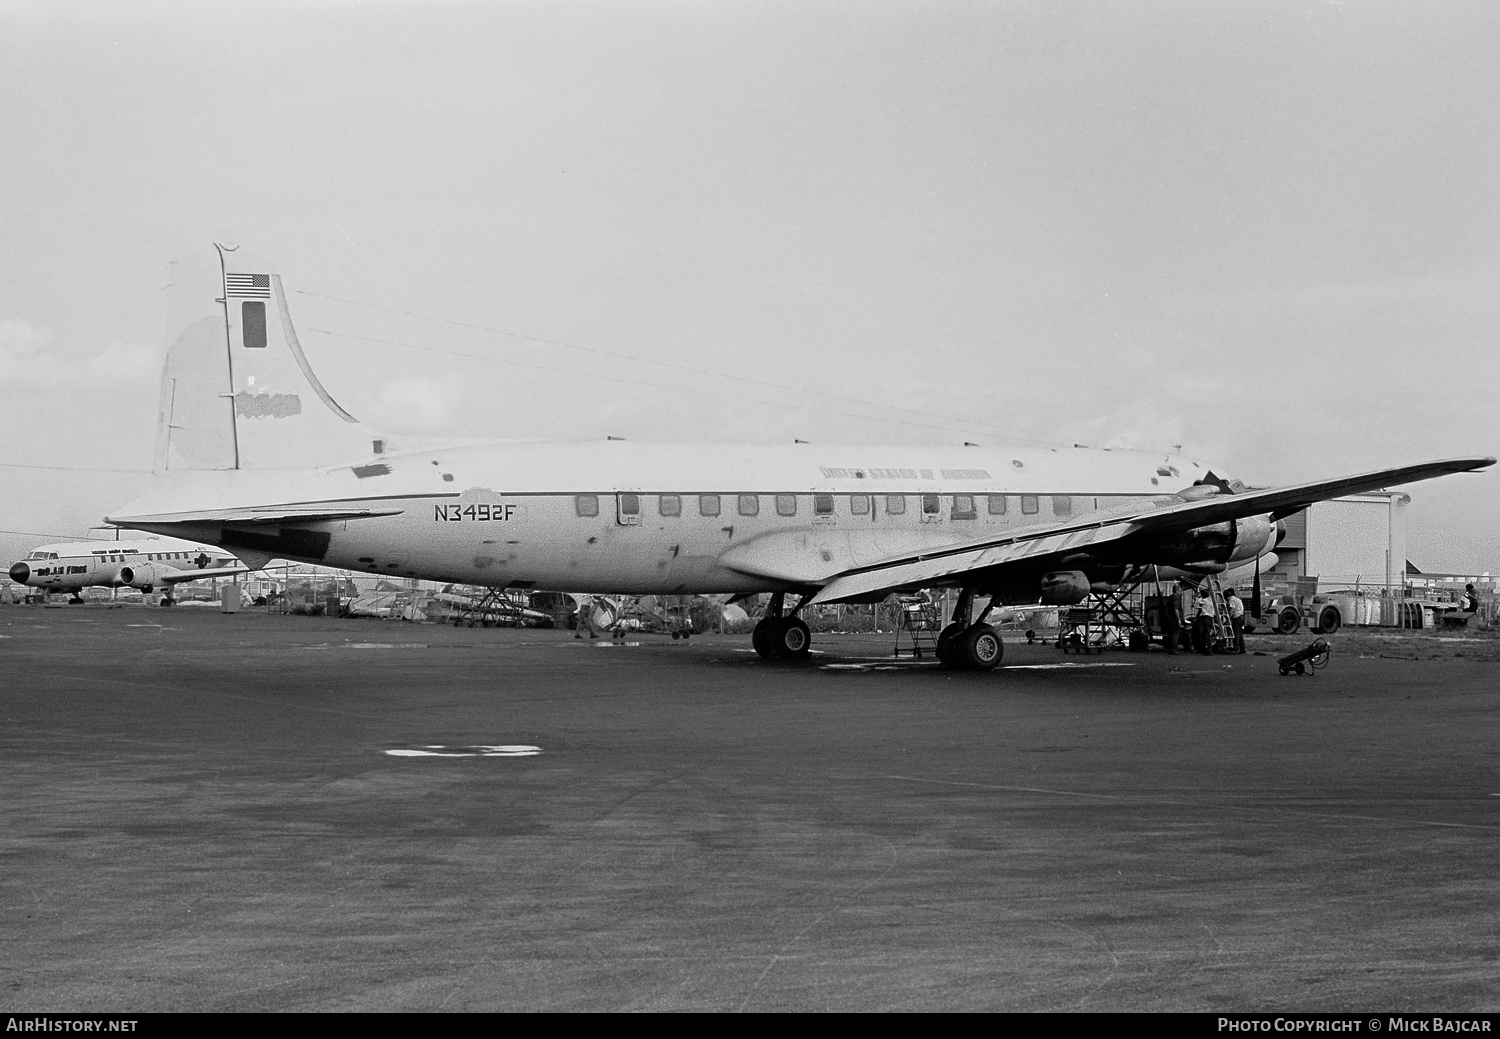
[616,492,641,526]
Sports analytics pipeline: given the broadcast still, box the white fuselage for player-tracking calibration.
[8,539,239,595]
[116,441,1231,594]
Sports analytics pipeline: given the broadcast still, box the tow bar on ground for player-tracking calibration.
[1278,637,1331,676]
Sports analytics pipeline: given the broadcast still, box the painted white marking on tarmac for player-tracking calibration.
[386,744,541,758]
[345,643,429,649]
[1004,662,1136,670]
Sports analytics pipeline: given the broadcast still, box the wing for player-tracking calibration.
[808,456,1494,605]
[158,565,256,585]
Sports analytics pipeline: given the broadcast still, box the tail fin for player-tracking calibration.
[154,243,387,471]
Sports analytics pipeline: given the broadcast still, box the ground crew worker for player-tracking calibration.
[1225,587,1246,654]
[574,594,599,639]
[1192,585,1214,654]
[1159,591,1182,654]
[1461,584,1480,613]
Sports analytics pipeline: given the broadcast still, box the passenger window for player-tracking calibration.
[738,494,760,517]
[849,494,870,516]
[776,494,797,517]
[886,494,906,516]
[241,301,267,349]
[575,494,599,518]
[952,494,976,519]
[1052,495,1072,517]
[988,495,1007,515]
[659,494,681,517]
[922,494,940,515]
[699,494,720,517]
[1021,495,1039,515]
[814,494,834,515]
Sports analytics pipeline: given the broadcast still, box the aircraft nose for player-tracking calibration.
[8,562,29,583]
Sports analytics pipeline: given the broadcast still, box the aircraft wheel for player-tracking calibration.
[751,619,774,658]
[1317,607,1341,634]
[958,624,1003,671]
[771,617,812,660]
[1276,606,1300,635]
[935,623,964,667]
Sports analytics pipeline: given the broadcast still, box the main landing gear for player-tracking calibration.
[935,588,1004,671]
[751,591,812,660]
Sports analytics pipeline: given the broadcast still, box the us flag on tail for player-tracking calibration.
[225,273,271,298]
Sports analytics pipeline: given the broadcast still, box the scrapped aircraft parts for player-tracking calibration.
[1277,638,1331,676]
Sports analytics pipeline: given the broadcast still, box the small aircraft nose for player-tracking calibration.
[8,562,29,583]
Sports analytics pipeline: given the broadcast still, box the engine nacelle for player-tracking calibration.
[1039,570,1091,605]
[1150,515,1278,570]
[116,564,166,591]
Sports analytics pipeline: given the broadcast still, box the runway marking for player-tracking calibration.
[386,744,540,758]
[344,642,428,649]
[887,775,1500,831]
[733,648,828,655]
[1004,662,1136,670]
[821,659,1138,672]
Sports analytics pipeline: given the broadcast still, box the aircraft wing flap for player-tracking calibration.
[808,456,1493,605]
[809,520,1139,604]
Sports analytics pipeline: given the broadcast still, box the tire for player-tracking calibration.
[1276,606,1300,635]
[1128,630,1149,652]
[772,617,812,660]
[1317,606,1341,634]
[957,624,1003,671]
[751,619,775,658]
[935,622,964,667]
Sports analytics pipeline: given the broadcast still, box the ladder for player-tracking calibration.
[894,593,941,658]
[1203,576,1234,652]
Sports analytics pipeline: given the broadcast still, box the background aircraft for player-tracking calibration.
[8,536,247,603]
[105,246,1492,668]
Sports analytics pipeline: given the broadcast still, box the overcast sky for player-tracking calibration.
[2,0,1496,572]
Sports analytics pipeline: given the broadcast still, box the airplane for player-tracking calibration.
[7,536,248,603]
[104,244,1494,669]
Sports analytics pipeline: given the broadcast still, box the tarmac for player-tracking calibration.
[3,605,1498,1012]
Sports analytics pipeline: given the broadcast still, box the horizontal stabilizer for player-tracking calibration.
[107,506,406,526]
